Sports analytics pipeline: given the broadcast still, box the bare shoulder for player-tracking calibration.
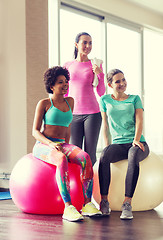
[65,97,74,105]
[65,97,74,110]
[36,98,51,110]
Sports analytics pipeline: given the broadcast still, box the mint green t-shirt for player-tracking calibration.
[100,94,146,144]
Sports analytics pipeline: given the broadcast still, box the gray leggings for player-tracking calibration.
[70,112,102,166]
[99,142,150,198]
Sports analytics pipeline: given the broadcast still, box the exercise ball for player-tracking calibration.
[93,152,163,211]
[10,153,84,214]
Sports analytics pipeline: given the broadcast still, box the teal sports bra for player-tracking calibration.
[44,98,73,127]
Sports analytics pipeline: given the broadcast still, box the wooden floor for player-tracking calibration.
[0,200,163,240]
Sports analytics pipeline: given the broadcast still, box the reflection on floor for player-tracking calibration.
[0,200,163,240]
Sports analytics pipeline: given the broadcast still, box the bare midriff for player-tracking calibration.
[42,125,68,139]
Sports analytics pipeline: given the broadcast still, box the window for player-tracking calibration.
[144,29,163,154]
[107,23,142,96]
[60,8,104,65]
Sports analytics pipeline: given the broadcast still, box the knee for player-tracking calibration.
[99,146,111,165]
[58,157,68,169]
[84,152,93,167]
[83,152,93,177]
[50,150,68,168]
[128,146,147,166]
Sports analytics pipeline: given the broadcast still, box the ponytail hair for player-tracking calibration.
[74,32,91,59]
[107,69,124,84]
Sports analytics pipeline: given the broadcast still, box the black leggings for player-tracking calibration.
[70,112,102,166]
[99,142,149,198]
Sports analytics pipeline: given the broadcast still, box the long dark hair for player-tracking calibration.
[74,32,91,59]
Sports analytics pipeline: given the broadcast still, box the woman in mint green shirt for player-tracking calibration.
[99,69,149,219]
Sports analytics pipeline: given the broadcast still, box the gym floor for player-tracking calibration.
[0,200,163,240]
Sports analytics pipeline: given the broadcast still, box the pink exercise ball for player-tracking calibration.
[10,153,84,214]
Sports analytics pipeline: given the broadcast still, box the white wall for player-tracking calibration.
[0,0,48,188]
[0,0,26,175]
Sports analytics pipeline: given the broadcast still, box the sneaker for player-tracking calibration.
[81,202,102,217]
[120,202,133,220]
[100,199,111,216]
[62,205,84,222]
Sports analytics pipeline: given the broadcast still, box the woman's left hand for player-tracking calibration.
[92,64,102,75]
[49,142,63,152]
[132,140,145,151]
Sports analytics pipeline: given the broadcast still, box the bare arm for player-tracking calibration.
[65,97,74,144]
[133,108,145,151]
[32,99,49,144]
[101,111,110,147]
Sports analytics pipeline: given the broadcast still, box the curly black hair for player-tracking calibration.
[107,69,124,84]
[44,66,70,94]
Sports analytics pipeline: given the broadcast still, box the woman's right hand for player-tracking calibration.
[132,140,145,152]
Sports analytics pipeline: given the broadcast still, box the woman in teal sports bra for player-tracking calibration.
[32,66,102,222]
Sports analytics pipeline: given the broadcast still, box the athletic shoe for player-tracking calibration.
[62,205,84,222]
[81,202,102,217]
[120,202,133,220]
[100,199,111,216]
